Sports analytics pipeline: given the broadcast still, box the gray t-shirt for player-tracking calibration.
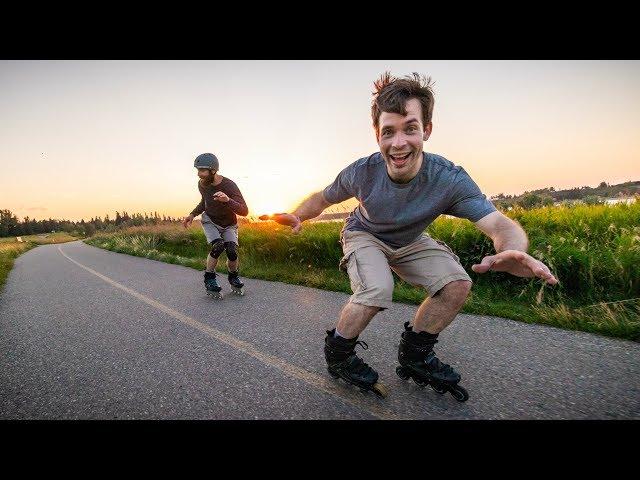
[322,152,496,248]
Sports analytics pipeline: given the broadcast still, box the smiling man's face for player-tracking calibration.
[377,97,432,183]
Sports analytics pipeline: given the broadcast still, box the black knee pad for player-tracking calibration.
[209,239,225,258]
[224,241,238,261]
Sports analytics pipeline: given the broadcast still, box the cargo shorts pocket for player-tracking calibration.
[342,251,366,292]
[338,235,355,271]
[339,252,350,272]
[434,239,462,264]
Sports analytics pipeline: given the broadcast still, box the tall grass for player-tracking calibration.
[86,201,640,340]
[0,242,32,290]
[426,202,640,303]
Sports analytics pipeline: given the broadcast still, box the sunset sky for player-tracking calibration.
[1,60,639,221]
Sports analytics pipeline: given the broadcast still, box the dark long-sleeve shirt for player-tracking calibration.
[190,177,248,227]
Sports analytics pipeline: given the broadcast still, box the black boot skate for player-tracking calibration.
[204,271,223,299]
[396,322,469,402]
[228,270,245,296]
[324,329,388,398]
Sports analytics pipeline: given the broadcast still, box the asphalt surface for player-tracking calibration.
[0,240,638,420]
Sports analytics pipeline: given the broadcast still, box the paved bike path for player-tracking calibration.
[1,241,638,419]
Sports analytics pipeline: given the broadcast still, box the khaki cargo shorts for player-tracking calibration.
[339,229,472,310]
[201,212,239,245]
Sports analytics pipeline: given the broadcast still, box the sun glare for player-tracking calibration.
[254,205,282,217]
[243,190,301,218]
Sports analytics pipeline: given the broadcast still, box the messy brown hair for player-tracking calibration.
[371,72,435,135]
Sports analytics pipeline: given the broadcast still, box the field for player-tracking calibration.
[84,201,640,340]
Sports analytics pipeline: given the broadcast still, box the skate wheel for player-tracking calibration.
[430,384,447,395]
[395,366,410,380]
[413,377,428,388]
[327,369,340,379]
[450,384,469,402]
[371,382,388,398]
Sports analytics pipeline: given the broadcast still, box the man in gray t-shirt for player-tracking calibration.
[323,151,497,248]
[268,72,557,401]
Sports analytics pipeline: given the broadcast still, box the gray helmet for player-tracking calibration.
[194,153,219,171]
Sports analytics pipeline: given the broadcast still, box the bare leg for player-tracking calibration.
[412,280,471,334]
[227,258,238,272]
[206,254,218,272]
[335,302,381,338]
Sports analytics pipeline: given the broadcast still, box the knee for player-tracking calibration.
[365,278,395,301]
[436,280,472,307]
[209,239,225,258]
[224,241,238,261]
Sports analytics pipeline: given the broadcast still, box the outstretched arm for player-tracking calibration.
[212,189,249,216]
[262,191,333,233]
[293,191,333,221]
[183,198,204,228]
[474,210,528,252]
[472,211,558,285]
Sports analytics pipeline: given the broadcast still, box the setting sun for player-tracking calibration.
[245,195,290,219]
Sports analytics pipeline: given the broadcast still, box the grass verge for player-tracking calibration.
[85,217,639,341]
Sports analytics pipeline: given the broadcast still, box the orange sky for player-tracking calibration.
[1,60,638,221]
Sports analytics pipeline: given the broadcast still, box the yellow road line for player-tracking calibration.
[58,246,405,420]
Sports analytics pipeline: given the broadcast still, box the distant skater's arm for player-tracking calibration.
[212,185,249,217]
[183,198,204,228]
[182,214,194,228]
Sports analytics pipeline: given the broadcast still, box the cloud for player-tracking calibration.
[25,207,48,212]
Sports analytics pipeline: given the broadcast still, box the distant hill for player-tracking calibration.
[491,180,639,209]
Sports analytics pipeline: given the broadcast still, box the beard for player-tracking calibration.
[199,171,215,186]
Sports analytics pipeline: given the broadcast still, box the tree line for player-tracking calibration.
[0,209,181,238]
[491,181,640,210]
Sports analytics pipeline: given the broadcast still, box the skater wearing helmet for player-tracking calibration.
[183,153,249,299]
[266,72,558,400]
